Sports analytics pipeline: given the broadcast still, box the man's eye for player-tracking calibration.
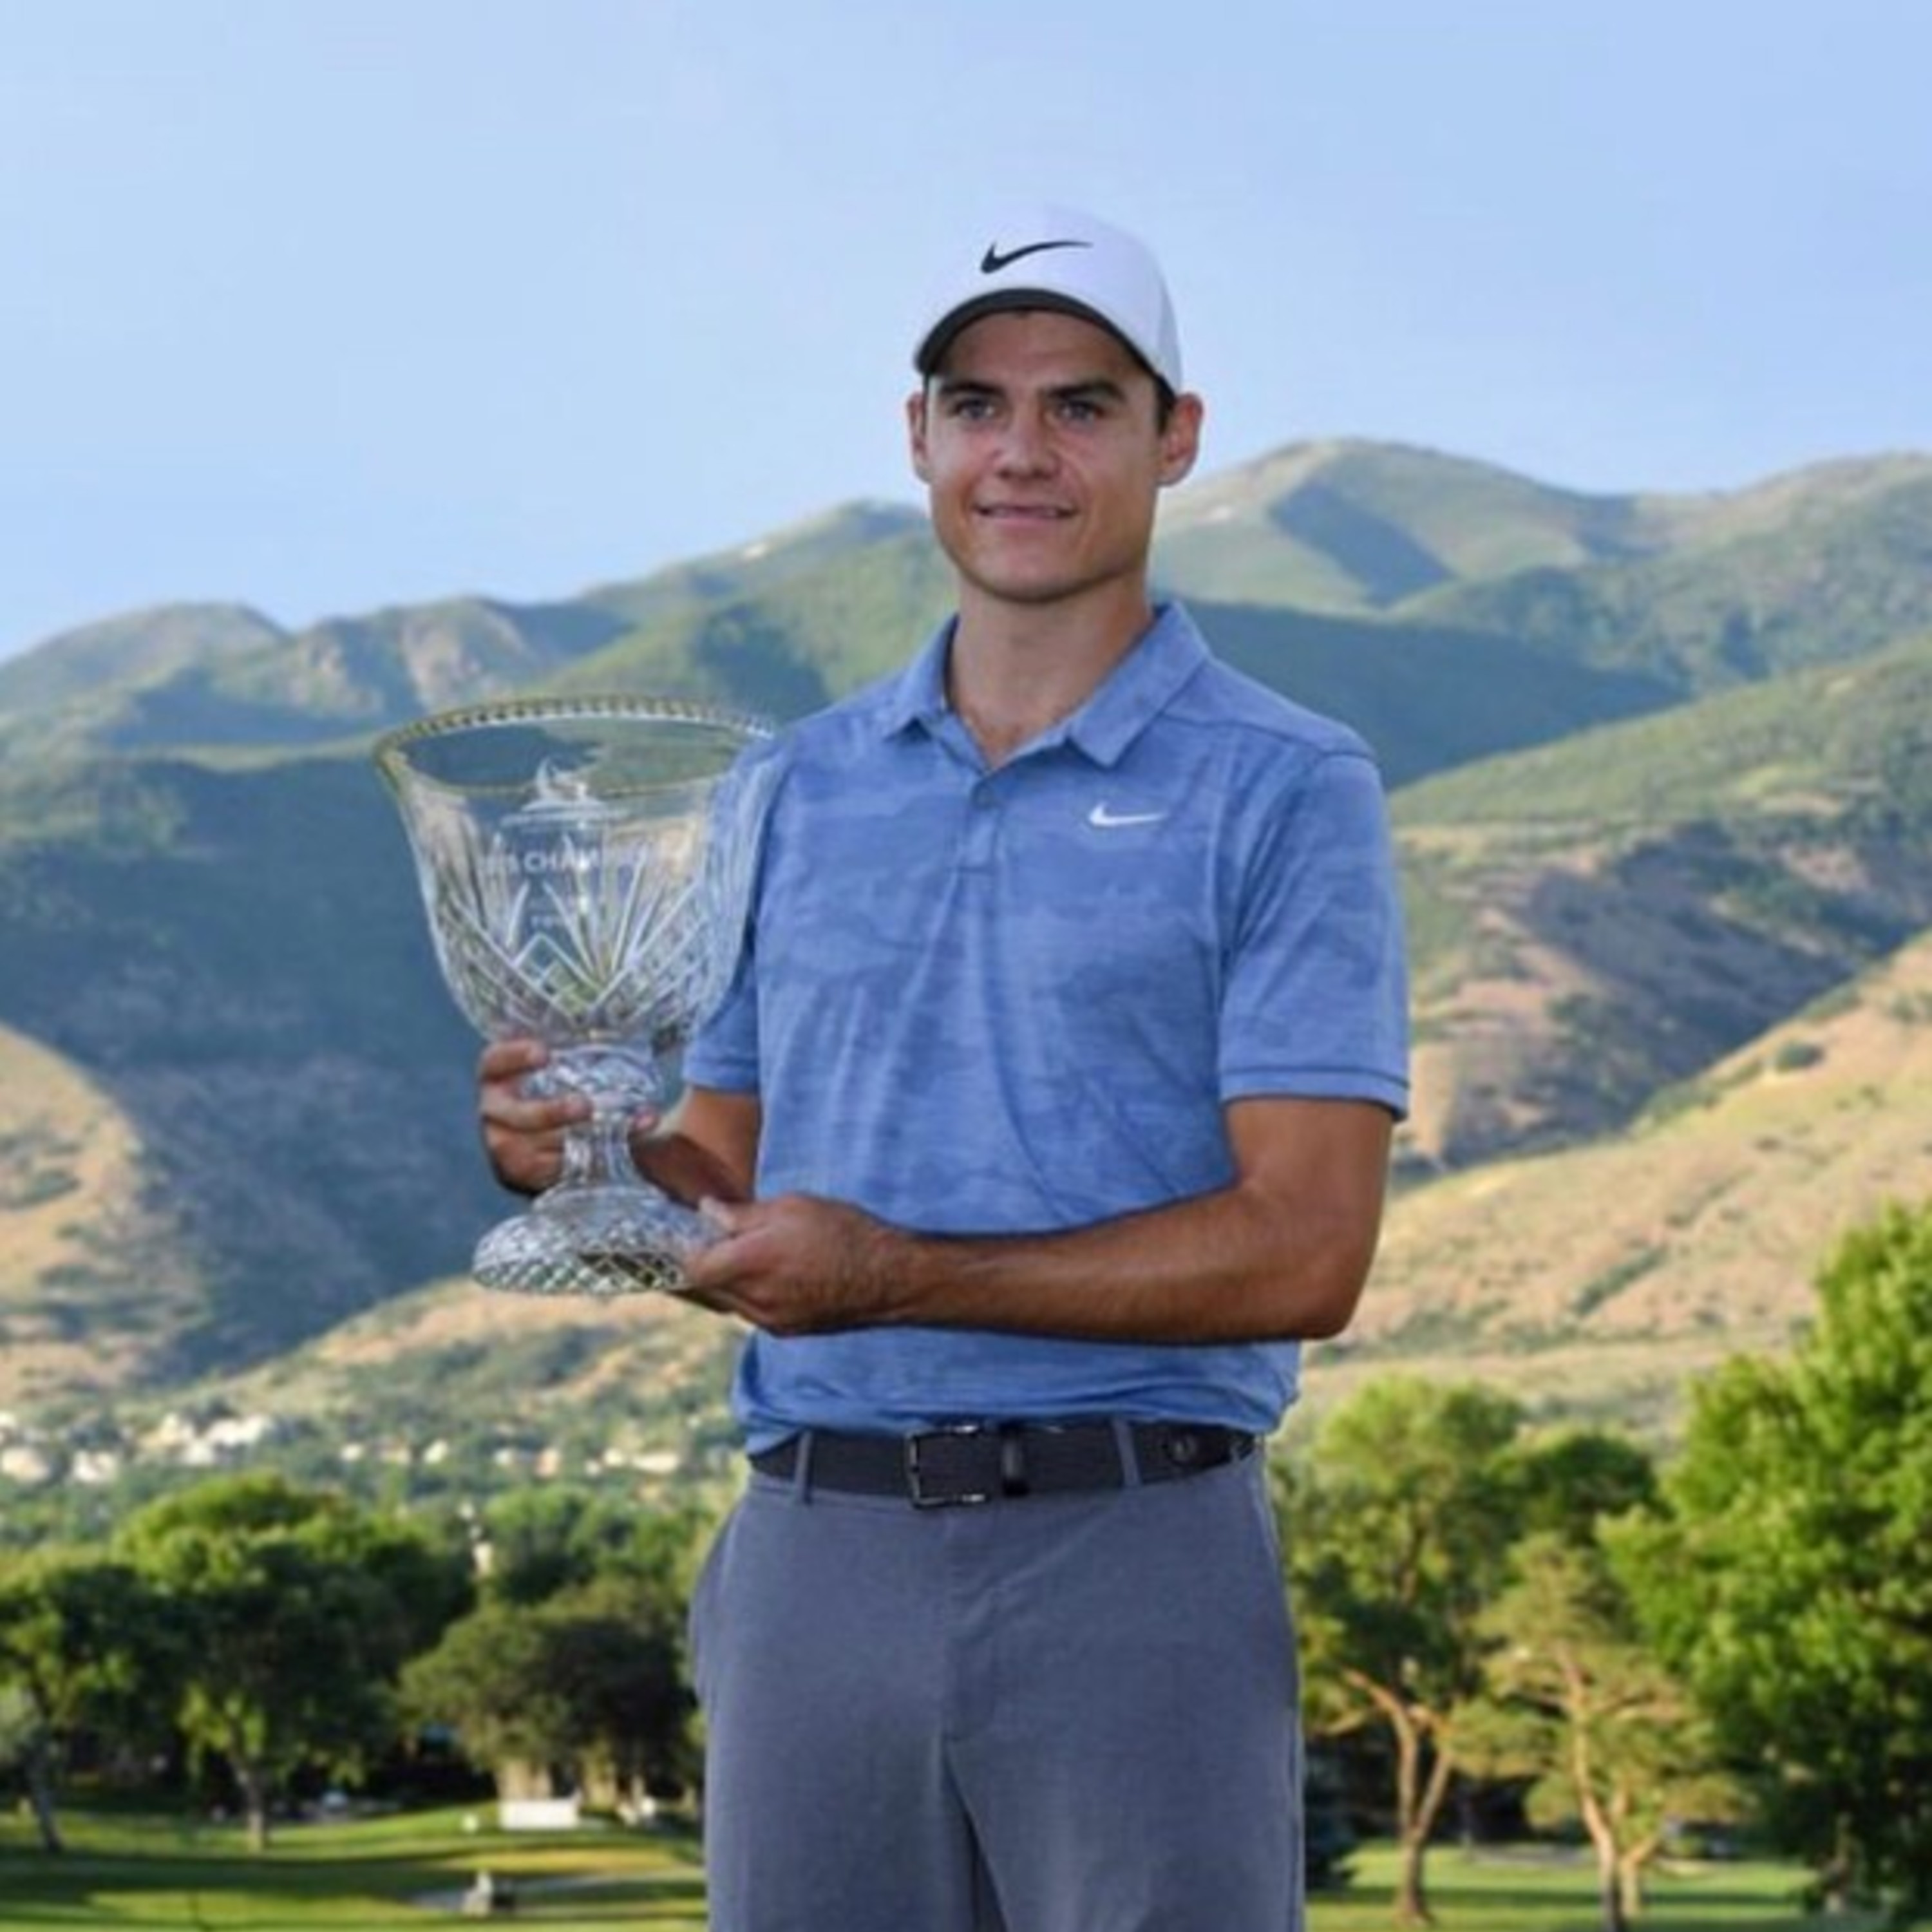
[1056,398,1104,422]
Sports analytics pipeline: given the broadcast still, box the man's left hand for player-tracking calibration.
[679,1194,909,1334]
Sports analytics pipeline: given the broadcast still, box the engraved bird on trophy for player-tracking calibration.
[374,697,775,1296]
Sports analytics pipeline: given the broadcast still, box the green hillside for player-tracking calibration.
[0,506,928,759]
[0,603,286,718]
[550,522,957,718]
[1396,630,1932,1165]
[1413,459,1932,692]
[1153,439,1678,609]
[0,748,499,1390]
[1327,922,1932,1443]
[576,500,929,627]
[1194,598,1671,787]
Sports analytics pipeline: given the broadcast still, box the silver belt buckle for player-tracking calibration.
[905,1423,992,1509]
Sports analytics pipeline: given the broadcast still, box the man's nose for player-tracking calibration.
[994,410,1056,473]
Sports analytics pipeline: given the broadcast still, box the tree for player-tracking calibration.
[401,1593,696,1808]
[1280,1379,1526,1926]
[477,1486,708,1616]
[117,1473,470,1850]
[478,1486,635,1606]
[1506,1428,1658,1548]
[1472,1533,1742,1932]
[400,1602,577,1789]
[542,1599,696,1806]
[0,1548,175,1853]
[456,1494,707,1804]
[1616,1200,1932,1916]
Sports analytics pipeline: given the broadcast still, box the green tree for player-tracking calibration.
[0,1548,174,1853]
[477,1486,709,1615]
[1506,1428,1658,1547]
[478,1486,634,1607]
[1616,1200,1932,1915]
[1280,1379,1524,1926]
[543,1600,697,1806]
[1470,1533,1742,1932]
[117,1473,469,1850]
[400,1602,576,1785]
[401,1594,696,1808]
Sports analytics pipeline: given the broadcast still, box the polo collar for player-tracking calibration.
[878,603,1209,769]
[877,619,958,739]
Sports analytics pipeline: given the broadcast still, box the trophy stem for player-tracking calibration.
[560,1110,645,1191]
[472,1056,717,1296]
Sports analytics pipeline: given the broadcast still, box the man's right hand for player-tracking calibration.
[477,1037,588,1197]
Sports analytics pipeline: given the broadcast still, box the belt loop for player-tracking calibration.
[790,1430,817,1503]
[1110,1416,1144,1489]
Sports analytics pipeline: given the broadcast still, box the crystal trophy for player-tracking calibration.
[374,697,774,1295]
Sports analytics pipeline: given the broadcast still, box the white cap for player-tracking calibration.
[911,205,1184,394]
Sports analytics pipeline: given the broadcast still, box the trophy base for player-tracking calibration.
[472,1184,720,1297]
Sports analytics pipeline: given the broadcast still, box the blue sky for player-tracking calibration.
[3,0,1925,658]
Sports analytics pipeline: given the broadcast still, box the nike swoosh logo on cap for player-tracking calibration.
[980,238,1093,275]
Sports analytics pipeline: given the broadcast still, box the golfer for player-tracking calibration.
[482,203,1409,1931]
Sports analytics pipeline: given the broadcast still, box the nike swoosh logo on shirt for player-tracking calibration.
[980,238,1093,274]
[1088,803,1168,829]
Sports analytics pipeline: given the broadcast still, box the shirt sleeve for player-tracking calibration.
[683,938,761,1095]
[1218,747,1410,1117]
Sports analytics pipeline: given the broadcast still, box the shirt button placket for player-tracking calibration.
[960,781,1000,873]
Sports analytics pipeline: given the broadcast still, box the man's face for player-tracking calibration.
[907,309,1202,615]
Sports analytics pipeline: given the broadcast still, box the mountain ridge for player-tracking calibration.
[10,441,1929,743]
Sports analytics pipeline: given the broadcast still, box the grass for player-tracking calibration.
[0,1810,1920,1931]
[0,1805,709,1929]
[1317,1844,1906,1932]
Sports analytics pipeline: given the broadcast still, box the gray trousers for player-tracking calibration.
[689,1443,1303,1932]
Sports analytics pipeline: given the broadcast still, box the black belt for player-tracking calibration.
[750,1420,1256,1509]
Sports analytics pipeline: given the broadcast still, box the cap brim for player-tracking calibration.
[914,291,1165,386]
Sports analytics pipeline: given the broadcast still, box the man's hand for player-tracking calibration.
[681,1194,909,1335]
[477,1039,587,1197]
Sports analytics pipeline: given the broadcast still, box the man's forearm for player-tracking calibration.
[685,1097,1394,1346]
[889,1175,1379,1345]
[628,1085,761,1208]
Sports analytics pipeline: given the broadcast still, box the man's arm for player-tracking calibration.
[681,1095,1394,1345]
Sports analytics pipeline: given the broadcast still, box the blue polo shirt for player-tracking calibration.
[685,601,1409,1446]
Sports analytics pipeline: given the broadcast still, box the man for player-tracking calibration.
[480,205,1408,1931]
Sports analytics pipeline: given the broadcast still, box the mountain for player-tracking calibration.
[1317,921,1932,1443]
[1410,453,1932,693]
[1395,628,1932,1166]
[1,437,1929,1486]
[0,505,929,761]
[1151,439,1681,609]
[10,444,1925,762]
[0,603,288,718]
[0,747,497,1398]
[1151,442,1932,686]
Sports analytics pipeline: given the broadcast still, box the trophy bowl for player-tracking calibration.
[374,696,775,1296]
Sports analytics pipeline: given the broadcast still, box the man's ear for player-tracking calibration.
[906,389,933,483]
[1158,392,1206,488]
